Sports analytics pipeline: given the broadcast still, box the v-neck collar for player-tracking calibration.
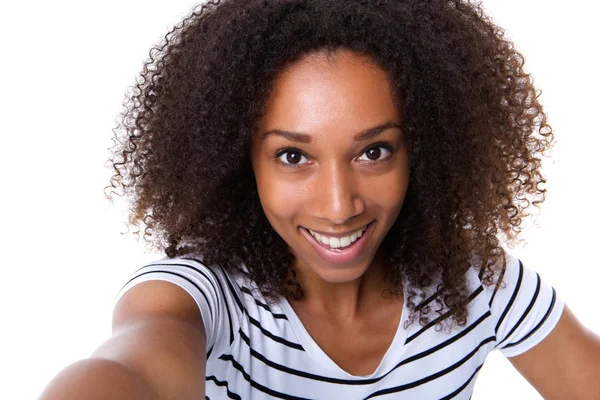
[278,288,409,379]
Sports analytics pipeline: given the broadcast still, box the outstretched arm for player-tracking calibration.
[509,305,600,399]
[39,280,207,400]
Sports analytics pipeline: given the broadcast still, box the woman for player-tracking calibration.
[40,0,600,398]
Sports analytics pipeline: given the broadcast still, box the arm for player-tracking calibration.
[509,305,600,399]
[39,280,207,400]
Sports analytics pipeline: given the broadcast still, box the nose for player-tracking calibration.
[309,162,365,225]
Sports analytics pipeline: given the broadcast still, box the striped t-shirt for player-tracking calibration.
[114,251,563,399]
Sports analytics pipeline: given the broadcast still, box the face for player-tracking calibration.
[250,49,410,285]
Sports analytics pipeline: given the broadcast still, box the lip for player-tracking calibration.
[306,224,370,238]
[299,220,376,265]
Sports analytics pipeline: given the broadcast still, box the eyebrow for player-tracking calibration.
[261,121,402,143]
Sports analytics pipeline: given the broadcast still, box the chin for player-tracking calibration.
[308,257,373,283]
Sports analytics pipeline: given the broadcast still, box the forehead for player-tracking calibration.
[258,50,401,135]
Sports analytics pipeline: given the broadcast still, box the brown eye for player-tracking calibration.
[358,145,393,162]
[365,147,381,160]
[276,149,309,167]
[285,152,302,164]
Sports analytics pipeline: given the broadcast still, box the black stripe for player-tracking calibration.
[494,259,524,334]
[414,291,439,312]
[174,258,220,295]
[240,286,288,320]
[237,310,492,385]
[405,285,483,345]
[175,258,222,296]
[478,265,486,280]
[502,287,557,350]
[495,273,541,349]
[397,310,492,371]
[488,262,507,307]
[247,314,304,350]
[438,363,483,400]
[219,265,244,314]
[415,263,482,314]
[205,376,241,400]
[239,328,368,383]
[218,354,311,400]
[364,336,495,398]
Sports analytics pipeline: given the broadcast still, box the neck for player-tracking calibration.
[287,251,393,322]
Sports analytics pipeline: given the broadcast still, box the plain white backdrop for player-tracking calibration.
[1,0,598,398]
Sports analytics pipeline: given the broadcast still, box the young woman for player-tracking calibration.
[40,0,600,398]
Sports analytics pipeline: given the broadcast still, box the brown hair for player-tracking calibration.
[107,0,554,329]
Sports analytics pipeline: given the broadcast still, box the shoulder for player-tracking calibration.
[475,251,564,357]
[114,254,251,354]
[115,255,247,303]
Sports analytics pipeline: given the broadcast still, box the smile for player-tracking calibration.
[299,221,376,264]
[307,224,368,249]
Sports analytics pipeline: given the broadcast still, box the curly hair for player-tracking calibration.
[106,0,554,330]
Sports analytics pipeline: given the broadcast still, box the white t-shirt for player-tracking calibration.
[114,251,563,399]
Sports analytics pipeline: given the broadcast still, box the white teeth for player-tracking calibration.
[330,237,341,248]
[308,224,368,249]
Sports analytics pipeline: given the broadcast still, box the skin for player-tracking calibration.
[250,48,600,390]
[509,305,600,399]
[250,49,410,374]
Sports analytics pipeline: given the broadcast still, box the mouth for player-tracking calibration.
[298,221,376,265]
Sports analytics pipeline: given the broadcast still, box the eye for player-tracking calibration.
[275,149,309,167]
[357,144,394,162]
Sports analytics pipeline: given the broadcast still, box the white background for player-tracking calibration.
[1,0,598,398]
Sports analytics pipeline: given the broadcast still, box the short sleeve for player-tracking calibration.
[487,252,565,358]
[113,256,241,356]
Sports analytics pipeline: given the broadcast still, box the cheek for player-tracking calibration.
[362,167,410,211]
[256,174,307,221]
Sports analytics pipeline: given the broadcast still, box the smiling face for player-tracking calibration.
[250,49,410,286]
